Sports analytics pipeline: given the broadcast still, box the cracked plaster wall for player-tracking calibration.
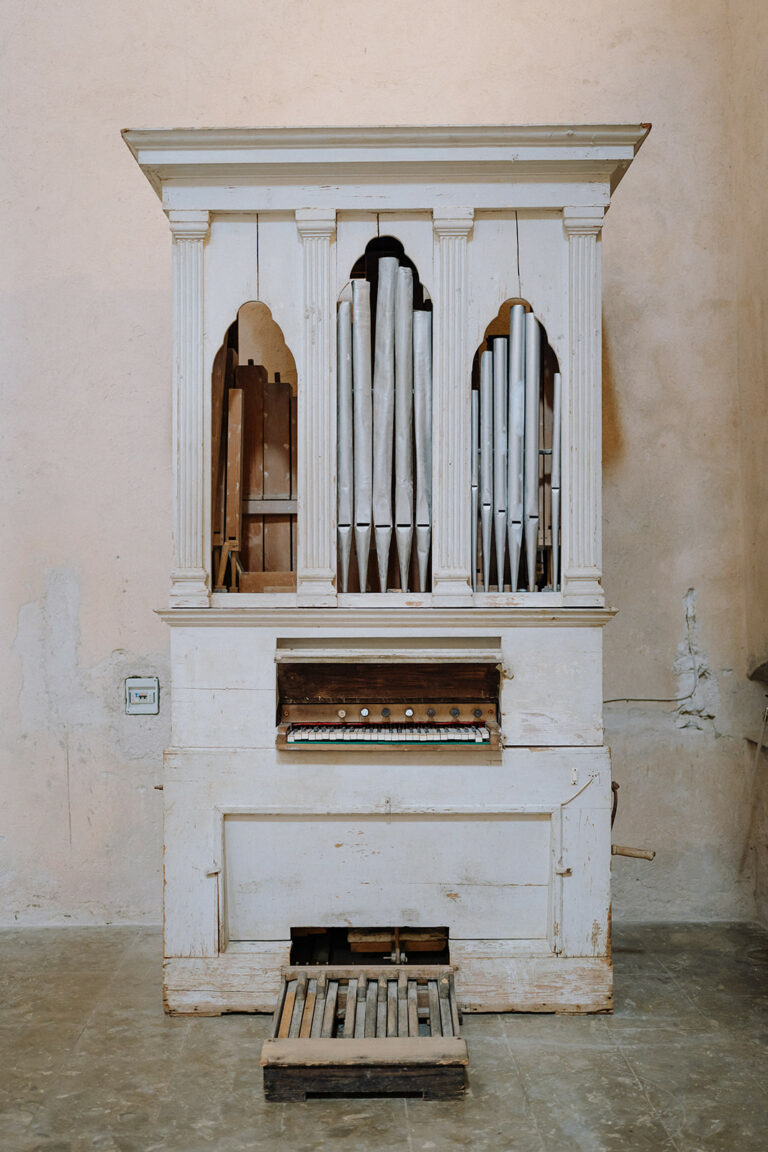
[1,0,767,926]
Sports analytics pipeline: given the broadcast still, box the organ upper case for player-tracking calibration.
[124,125,649,1013]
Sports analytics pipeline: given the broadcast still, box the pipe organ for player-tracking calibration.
[124,125,648,1015]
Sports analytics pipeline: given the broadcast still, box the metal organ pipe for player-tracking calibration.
[524,311,541,591]
[336,300,353,592]
[394,266,414,592]
[479,350,494,592]
[551,371,561,591]
[413,310,433,593]
[372,256,398,591]
[492,337,508,591]
[470,389,479,592]
[352,278,373,590]
[506,304,525,592]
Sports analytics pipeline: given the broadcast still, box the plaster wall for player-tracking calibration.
[1,0,765,926]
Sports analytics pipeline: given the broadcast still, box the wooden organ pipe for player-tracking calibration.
[352,279,373,589]
[413,310,432,593]
[337,301,353,592]
[506,304,525,592]
[524,312,540,591]
[394,267,414,592]
[479,350,494,592]
[372,257,398,591]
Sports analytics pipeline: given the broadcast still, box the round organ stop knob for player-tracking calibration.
[405,708,414,717]
[450,707,460,718]
[337,709,347,719]
[381,707,391,717]
[360,708,369,717]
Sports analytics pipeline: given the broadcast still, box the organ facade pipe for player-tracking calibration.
[413,310,433,593]
[551,370,562,590]
[337,300,353,592]
[479,349,494,592]
[507,303,526,592]
[372,256,398,591]
[524,311,541,591]
[394,266,414,591]
[492,336,508,590]
[352,278,373,591]
[168,209,210,607]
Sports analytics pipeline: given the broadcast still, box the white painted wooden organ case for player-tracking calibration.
[124,125,649,1014]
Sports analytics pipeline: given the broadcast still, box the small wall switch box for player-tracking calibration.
[125,677,160,715]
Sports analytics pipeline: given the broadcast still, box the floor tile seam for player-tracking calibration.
[496,1014,548,1152]
[609,1032,686,1151]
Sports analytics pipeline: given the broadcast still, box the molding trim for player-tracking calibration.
[432,208,474,604]
[166,208,210,240]
[157,606,617,628]
[562,207,604,605]
[170,215,210,607]
[295,209,337,604]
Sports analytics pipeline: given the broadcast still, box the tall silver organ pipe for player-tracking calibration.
[372,257,398,591]
[413,310,433,593]
[337,301,353,592]
[352,278,372,589]
[470,388,479,592]
[524,311,541,592]
[492,336,508,591]
[551,370,561,591]
[479,350,494,592]
[506,304,525,592]
[394,267,414,592]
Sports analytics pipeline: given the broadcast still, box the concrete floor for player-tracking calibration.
[1,924,767,1152]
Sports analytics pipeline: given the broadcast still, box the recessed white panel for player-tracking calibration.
[224,813,551,941]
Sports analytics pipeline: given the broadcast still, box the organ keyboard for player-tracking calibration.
[276,659,502,751]
[277,702,499,749]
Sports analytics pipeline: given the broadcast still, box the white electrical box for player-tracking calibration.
[125,677,159,715]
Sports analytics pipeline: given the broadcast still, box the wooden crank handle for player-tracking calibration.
[612,844,656,861]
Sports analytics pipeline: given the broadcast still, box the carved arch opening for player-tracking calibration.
[211,301,298,594]
[470,297,561,593]
[336,237,433,595]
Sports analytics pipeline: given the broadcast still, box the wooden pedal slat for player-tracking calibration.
[310,973,327,1038]
[278,980,298,1039]
[288,974,307,1038]
[299,979,317,1039]
[271,979,288,1039]
[364,981,378,1037]
[376,976,387,1038]
[449,975,461,1035]
[397,973,408,1038]
[343,977,358,1038]
[321,981,339,1038]
[355,974,367,1037]
[387,979,398,1037]
[407,981,419,1036]
[427,980,442,1037]
[438,975,453,1037]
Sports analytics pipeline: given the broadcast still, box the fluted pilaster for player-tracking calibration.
[432,207,474,604]
[562,207,604,606]
[296,209,337,605]
[168,209,210,607]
